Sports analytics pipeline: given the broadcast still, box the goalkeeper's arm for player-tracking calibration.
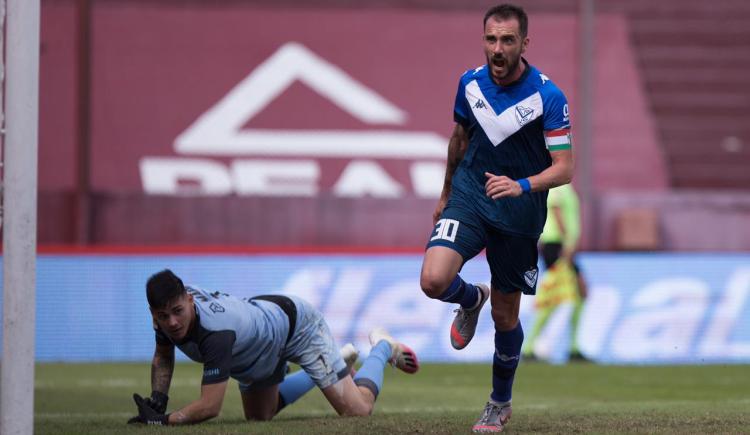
[128,343,175,424]
[149,343,175,411]
[130,380,229,426]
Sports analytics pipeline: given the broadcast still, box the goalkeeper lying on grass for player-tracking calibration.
[128,269,419,425]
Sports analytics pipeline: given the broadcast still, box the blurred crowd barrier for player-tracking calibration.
[599,192,750,251]
[1,251,747,364]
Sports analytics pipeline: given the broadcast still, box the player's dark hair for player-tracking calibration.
[146,269,186,309]
[483,4,528,37]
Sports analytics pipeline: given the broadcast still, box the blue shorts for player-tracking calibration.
[238,297,348,392]
[426,203,540,295]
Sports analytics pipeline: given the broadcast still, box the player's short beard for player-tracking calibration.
[488,53,521,84]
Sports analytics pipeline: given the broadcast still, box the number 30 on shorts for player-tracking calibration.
[431,218,460,242]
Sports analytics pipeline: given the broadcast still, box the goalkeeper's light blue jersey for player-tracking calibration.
[154,286,291,386]
[451,58,571,238]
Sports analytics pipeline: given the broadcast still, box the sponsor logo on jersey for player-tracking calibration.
[204,367,220,377]
[209,302,225,313]
[473,99,487,109]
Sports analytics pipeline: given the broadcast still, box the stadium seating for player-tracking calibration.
[35,0,749,249]
[542,0,750,189]
[261,0,750,189]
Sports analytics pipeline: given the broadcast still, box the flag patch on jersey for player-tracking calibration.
[544,129,572,151]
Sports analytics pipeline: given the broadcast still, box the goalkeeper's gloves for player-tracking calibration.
[145,390,169,414]
[128,393,169,425]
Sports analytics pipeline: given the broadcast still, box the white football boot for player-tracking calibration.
[368,327,419,374]
[450,283,490,350]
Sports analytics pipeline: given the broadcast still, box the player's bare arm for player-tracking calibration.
[151,343,175,394]
[528,147,574,191]
[126,342,175,423]
[168,380,229,424]
[485,147,573,199]
[434,123,469,223]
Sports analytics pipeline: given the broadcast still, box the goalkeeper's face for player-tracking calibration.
[151,293,195,342]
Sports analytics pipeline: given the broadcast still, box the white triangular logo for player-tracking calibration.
[175,42,446,159]
[524,268,538,288]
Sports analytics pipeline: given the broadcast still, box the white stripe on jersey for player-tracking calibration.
[465,80,543,146]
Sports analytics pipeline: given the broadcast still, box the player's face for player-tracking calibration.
[152,293,195,342]
[483,16,528,85]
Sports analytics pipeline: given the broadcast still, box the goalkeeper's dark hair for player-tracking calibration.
[146,269,187,309]
[483,4,528,37]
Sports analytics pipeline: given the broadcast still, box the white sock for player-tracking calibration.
[468,285,485,310]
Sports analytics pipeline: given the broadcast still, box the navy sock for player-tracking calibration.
[439,275,480,309]
[491,322,524,403]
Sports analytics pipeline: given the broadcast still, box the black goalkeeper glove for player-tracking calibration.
[145,390,169,414]
[127,391,169,424]
[127,393,170,425]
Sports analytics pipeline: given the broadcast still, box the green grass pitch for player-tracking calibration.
[36,362,750,434]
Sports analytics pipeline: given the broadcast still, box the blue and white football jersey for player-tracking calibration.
[451,59,571,238]
[155,286,291,386]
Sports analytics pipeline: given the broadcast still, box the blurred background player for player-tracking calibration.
[418,4,574,433]
[128,269,418,426]
[522,183,589,362]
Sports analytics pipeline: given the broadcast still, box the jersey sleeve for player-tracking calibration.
[542,86,570,132]
[541,85,572,151]
[453,75,471,128]
[154,327,172,346]
[198,330,236,385]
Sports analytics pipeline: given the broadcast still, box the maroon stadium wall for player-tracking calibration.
[39,1,666,247]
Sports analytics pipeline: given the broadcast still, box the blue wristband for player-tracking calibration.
[518,178,531,193]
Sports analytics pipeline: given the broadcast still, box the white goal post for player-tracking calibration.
[1,0,40,434]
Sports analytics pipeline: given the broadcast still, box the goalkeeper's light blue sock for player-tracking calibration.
[438,275,480,309]
[491,322,524,403]
[278,370,315,411]
[352,340,391,399]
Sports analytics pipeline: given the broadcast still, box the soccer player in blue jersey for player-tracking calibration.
[419,4,574,432]
[128,269,419,425]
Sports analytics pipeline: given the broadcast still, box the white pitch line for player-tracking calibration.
[36,378,201,389]
[37,412,132,419]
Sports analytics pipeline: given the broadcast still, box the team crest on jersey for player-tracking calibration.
[515,105,534,126]
[524,267,538,288]
[209,302,225,313]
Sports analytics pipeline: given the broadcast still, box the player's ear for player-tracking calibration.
[521,36,529,53]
